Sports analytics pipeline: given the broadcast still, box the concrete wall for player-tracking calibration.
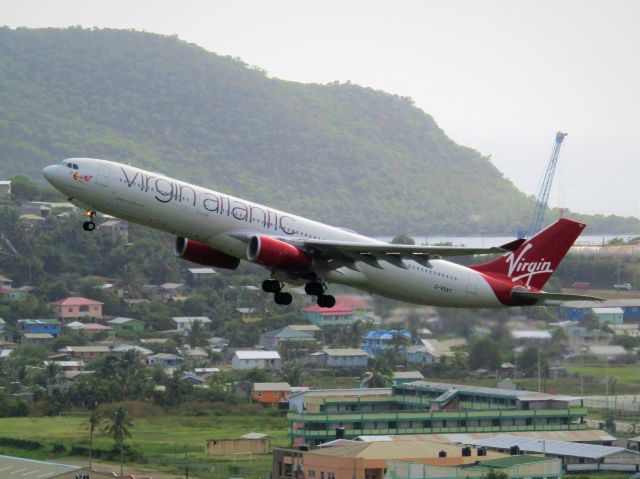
[205,438,269,456]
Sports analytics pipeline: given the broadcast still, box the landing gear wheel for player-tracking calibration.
[304,281,324,296]
[82,221,96,232]
[262,279,282,293]
[317,294,336,308]
[274,292,293,305]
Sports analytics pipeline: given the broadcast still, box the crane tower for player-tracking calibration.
[527,131,567,237]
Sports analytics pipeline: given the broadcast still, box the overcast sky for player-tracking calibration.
[4,0,639,220]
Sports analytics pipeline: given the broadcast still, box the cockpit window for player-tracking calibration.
[72,164,79,170]
[66,163,72,168]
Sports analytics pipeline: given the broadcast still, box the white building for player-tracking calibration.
[231,350,281,370]
[172,316,212,332]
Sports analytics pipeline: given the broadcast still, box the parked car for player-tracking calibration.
[614,283,633,291]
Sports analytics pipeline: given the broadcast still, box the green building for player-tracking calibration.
[386,455,562,479]
[288,381,587,446]
[107,317,145,334]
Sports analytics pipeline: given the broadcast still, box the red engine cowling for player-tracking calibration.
[174,237,240,270]
[246,235,313,272]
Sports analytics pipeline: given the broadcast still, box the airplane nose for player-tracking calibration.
[42,165,58,183]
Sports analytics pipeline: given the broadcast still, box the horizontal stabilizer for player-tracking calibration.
[512,290,604,305]
[499,238,526,252]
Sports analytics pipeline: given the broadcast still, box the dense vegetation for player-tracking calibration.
[0,27,636,234]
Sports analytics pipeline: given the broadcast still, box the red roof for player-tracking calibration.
[334,295,371,310]
[302,304,354,315]
[51,296,104,306]
[82,323,112,330]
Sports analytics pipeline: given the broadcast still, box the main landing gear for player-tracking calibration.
[305,280,335,308]
[262,279,292,306]
[82,209,97,231]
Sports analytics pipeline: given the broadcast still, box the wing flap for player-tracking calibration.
[512,290,605,304]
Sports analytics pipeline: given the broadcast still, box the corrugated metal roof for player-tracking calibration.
[0,454,80,479]
[592,307,624,314]
[466,434,629,459]
[253,382,291,392]
[235,350,280,360]
[324,348,368,357]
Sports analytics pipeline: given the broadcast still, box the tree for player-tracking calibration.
[82,410,102,470]
[390,234,415,245]
[102,406,133,477]
[468,338,502,371]
[519,347,548,378]
[484,468,509,479]
[186,320,208,349]
[365,357,393,388]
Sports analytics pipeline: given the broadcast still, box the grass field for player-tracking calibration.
[566,364,640,386]
[0,412,289,479]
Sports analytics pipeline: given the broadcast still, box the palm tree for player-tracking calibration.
[366,357,393,388]
[82,410,102,470]
[103,407,133,477]
[186,320,208,348]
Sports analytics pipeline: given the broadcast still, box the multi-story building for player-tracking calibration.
[51,297,103,322]
[288,381,587,446]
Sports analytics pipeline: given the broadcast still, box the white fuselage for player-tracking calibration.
[42,158,503,307]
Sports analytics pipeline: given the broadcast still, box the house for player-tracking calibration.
[146,353,183,368]
[236,307,261,322]
[393,371,424,385]
[385,456,562,479]
[0,180,10,199]
[97,219,129,243]
[406,338,466,366]
[313,348,369,368]
[51,296,103,322]
[111,344,153,356]
[560,299,640,322]
[172,316,212,332]
[362,330,413,356]
[206,434,271,456]
[17,319,61,337]
[81,323,113,335]
[43,360,85,372]
[252,382,292,405]
[107,317,145,334]
[8,286,33,301]
[587,345,631,362]
[511,330,552,348]
[0,275,12,289]
[59,345,111,360]
[260,326,316,350]
[22,333,54,345]
[289,324,322,337]
[149,283,184,302]
[180,374,206,385]
[466,435,640,469]
[186,267,218,285]
[183,348,209,367]
[301,440,505,479]
[232,350,281,370]
[567,326,612,354]
[608,324,640,337]
[19,213,45,226]
[302,304,358,326]
[591,307,624,325]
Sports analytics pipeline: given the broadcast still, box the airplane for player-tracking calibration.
[42,158,601,308]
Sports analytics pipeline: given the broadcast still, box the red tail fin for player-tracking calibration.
[470,218,585,290]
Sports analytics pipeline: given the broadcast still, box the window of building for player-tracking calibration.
[308,470,315,478]
[328,473,335,479]
[320,472,324,479]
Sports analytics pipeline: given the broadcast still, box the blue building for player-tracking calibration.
[17,319,61,337]
[560,299,640,322]
[361,329,412,356]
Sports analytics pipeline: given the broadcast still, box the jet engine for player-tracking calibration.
[246,235,313,272]
[174,237,240,270]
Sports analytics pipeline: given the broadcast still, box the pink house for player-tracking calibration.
[51,296,104,322]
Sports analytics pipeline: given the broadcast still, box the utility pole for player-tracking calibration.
[537,349,542,393]
[185,446,189,479]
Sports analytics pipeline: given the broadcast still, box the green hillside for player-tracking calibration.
[0,27,636,234]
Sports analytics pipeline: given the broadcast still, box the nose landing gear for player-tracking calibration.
[82,209,97,231]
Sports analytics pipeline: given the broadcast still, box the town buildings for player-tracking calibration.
[288,382,588,446]
[252,382,292,405]
[172,316,212,332]
[232,350,281,370]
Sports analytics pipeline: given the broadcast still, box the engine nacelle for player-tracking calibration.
[174,237,240,270]
[247,235,313,273]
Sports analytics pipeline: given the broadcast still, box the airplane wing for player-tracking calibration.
[511,290,605,304]
[230,231,514,270]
